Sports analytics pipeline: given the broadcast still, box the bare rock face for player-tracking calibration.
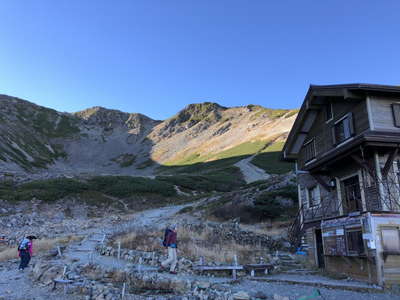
[0,95,297,178]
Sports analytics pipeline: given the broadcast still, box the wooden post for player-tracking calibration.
[232,254,238,280]
[89,251,94,264]
[57,246,62,257]
[138,257,143,273]
[117,241,121,260]
[62,266,67,279]
[121,282,126,299]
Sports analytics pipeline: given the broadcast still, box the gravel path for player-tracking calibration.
[235,155,271,183]
[0,265,75,300]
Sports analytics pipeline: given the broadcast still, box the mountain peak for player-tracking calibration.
[170,102,226,124]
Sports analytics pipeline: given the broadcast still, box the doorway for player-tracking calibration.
[342,175,362,213]
[315,229,325,268]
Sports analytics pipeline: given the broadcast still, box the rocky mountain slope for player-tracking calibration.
[0,94,297,178]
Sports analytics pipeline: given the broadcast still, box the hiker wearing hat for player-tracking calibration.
[161,224,178,274]
[18,235,36,271]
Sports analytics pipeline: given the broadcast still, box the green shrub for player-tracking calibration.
[0,178,88,202]
[88,176,176,197]
[0,176,178,202]
[136,159,155,169]
[157,166,244,192]
[254,185,298,219]
[211,203,264,223]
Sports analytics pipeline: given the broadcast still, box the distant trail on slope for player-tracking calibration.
[235,155,271,183]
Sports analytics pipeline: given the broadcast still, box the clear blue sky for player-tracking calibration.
[1,1,399,120]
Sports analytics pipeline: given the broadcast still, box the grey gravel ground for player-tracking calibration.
[0,266,75,300]
[2,202,400,300]
[235,279,400,300]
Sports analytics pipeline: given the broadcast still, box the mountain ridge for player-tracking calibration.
[0,94,297,178]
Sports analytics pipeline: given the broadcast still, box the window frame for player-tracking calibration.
[345,227,365,256]
[392,103,400,128]
[306,185,321,208]
[325,102,333,123]
[332,113,354,146]
[303,138,316,163]
[381,226,400,253]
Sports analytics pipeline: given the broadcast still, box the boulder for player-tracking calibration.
[232,291,250,300]
[273,294,289,300]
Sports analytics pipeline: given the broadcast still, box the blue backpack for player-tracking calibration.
[18,238,29,251]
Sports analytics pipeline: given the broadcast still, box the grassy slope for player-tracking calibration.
[250,141,293,174]
[164,140,269,167]
[0,101,80,170]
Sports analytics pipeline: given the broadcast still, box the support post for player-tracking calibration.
[351,154,375,178]
[382,148,399,177]
[138,257,143,273]
[232,254,238,280]
[121,282,126,300]
[57,246,62,257]
[375,152,388,210]
[117,241,121,260]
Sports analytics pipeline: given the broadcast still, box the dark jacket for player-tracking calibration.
[165,230,177,248]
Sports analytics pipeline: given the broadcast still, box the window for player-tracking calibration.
[307,186,320,207]
[346,228,365,255]
[382,228,400,252]
[333,113,354,145]
[326,103,333,121]
[392,103,400,127]
[303,139,316,163]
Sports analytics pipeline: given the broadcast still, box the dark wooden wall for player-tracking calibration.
[298,99,369,169]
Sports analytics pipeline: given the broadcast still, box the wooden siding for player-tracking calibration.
[298,99,369,169]
[325,256,377,283]
[297,161,381,222]
[383,255,400,285]
[305,228,317,267]
[298,173,340,222]
[369,96,400,132]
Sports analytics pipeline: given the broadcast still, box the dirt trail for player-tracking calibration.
[64,203,193,272]
[235,155,271,183]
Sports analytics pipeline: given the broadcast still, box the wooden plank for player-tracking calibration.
[243,264,274,270]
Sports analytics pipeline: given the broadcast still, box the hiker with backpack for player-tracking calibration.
[161,224,178,274]
[18,235,36,271]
